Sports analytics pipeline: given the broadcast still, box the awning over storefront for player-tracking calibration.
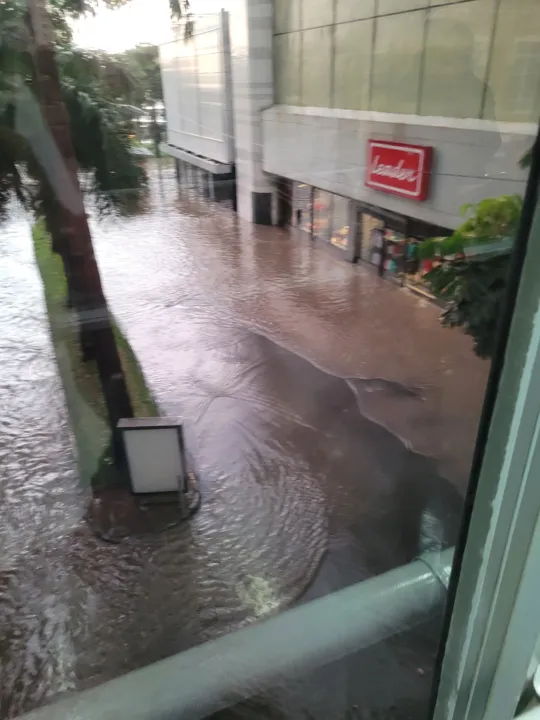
[160,143,234,175]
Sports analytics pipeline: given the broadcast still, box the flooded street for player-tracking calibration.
[0,162,489,718]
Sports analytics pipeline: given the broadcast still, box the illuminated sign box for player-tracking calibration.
[365,140,433,202]
[118,418,186,496]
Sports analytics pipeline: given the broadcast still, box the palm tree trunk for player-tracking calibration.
[38,176,75,307]
[27,0,134,460]
[151,102,161,158]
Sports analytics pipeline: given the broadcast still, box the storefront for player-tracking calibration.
[287,177,449,297]
[291,183,353,257]
[291,182,313,234]
[354,202,449,297]
[284,138,450,297]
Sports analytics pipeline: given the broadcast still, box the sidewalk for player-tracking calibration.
[191,216,490,495]
[95,173,490,494]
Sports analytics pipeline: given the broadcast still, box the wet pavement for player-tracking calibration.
[0,161,489,718]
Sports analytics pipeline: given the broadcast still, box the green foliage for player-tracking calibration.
[0,0,148,219]
[520,147,532,169]
[60,68,148,211]
[458,195,522,240]
[112,43,163,106]
[417,194,523,358]
[423,256,509,359]
[417,195,523,260]
[32,220,157,486]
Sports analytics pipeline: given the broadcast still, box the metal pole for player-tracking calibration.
[18,549,453,720]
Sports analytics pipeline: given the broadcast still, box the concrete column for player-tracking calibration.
[228,0,275,225]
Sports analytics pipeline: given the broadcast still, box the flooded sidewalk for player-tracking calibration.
[0,163,488,718]
[93,163,489,494]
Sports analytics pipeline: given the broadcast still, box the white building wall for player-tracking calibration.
[159,12,234,165]
[262,105,536,230]
[229,0,275,224]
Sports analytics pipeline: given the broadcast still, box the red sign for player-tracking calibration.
[365,140,433,202]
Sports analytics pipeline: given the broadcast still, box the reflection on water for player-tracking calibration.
[0,163,487,718]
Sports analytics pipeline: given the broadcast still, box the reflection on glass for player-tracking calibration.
[361,213,385,265]
[313,189,332,241]
[330,195,350,250]
[293,182,313,234]
[382,228,407,280]
[1,0,539,719]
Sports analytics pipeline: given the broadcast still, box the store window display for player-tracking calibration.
[383,229,407,282]
[293,183,313,234]
[330,195,350,250]
[313,189,333,242]
[360,213,385,266]
[403,238,438,298]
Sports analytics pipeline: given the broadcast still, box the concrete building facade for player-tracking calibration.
[160,0,539,269]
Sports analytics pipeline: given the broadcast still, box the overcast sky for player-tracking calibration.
[72,0,226,53]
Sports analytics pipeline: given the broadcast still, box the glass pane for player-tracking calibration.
[330,194,350,249]
[302,26,332,107]
[313,188,333,240]
[293,183,314,233]
[420,0,495,119]
[274,32,302,105]
[371,10,426,113]
[361,213,385,264]
[274,0,302,33]
[302,0,333,30]
[485,0,540,122]
[333,19,373,111]
[378,0,427,14]
[1,0,539,719]
[336,0,376,24]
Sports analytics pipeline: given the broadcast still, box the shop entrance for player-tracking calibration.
[276,177,292,227]
[355,204,450,297]
[355,206,407,282]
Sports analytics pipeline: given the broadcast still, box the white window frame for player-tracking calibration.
[434,192,540,720]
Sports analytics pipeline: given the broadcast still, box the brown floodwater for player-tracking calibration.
[0,162,489,719]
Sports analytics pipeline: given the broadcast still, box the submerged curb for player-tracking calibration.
[88,472,201,543]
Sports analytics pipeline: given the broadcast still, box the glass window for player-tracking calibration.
[361,212,385,265]
[274,32,302,105]
[333,19,373,111]
[485,0,540,122]
[420,0,495,119]
[3,2,540,720]
[313,189,333,241]
[403,238,438,299]
[330,195,350,250]
[301,0,333,30]
[382,228,407,281]
[302,26,332,107]
[274,0,302,34]
[293,182,313,234]
[335,0,376,23]
[378,0,427,14]
[371,10,425,113]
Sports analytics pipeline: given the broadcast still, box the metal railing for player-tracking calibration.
[19,548,454,720]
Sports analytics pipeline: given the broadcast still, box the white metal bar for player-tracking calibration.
[433,183,540,720]
[517,704,540,720]
[19,549,453,720]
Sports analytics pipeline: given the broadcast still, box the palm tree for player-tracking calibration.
[114,43,164,156]
[0,0,149,462]
[1,0,190,462]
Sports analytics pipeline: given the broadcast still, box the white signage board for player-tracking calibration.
[119,418,185,495]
